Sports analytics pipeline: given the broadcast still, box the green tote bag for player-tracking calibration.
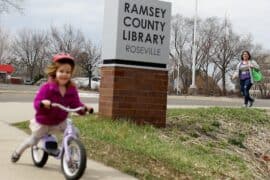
[252,68,263,82]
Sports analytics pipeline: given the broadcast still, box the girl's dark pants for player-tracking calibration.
[240,78,253,105]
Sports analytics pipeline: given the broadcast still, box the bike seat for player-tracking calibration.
[44,141,60,156]
[45,141,58,149]
[45,147,60,157]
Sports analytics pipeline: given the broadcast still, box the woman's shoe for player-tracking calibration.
[249,99,255,107]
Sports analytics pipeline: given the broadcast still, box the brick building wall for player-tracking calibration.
[99,66,168,127]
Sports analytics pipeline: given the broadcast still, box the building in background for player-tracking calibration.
[0,64,14,83]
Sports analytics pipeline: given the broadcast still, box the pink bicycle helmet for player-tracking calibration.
[51,53,75,68]
[52,53,75,63]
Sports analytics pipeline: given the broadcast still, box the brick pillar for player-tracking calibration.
[99,66,168,127]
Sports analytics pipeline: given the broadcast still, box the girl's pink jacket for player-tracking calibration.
[34,81,85,125]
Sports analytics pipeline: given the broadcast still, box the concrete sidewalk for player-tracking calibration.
[0,102,136,180]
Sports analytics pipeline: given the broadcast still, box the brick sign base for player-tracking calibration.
[99,66,168,127]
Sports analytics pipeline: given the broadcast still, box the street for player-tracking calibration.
[1,84,270,108]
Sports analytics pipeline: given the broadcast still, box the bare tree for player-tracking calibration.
[170,15,222,95]
[212,18,245,95]
[169,14,193,94]
[77,40,101,88]
[196,17,220,94]
[0,0,23,13]
[49,24,85,57]
[0,27,10,64]
[0,0,23,65]
[11,29,49,80]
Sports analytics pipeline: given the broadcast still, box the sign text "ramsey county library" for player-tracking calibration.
[122,2,168,57]
[102,0,171,65]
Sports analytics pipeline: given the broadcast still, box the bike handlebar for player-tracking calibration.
[51,103,85,112]
[40,102,93,113]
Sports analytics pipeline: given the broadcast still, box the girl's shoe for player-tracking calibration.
[262,155,270,162]
[11,152,20,163]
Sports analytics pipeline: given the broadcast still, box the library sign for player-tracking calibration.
[102,0,171,67]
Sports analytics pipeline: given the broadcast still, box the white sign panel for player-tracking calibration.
[102,0,171,66]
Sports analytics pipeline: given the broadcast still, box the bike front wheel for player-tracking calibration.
[61,138,87,180]
[31,143,49,167]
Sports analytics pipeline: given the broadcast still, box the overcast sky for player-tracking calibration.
[1,0,270,50]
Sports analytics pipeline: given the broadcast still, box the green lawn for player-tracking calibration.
[13,107,270,179]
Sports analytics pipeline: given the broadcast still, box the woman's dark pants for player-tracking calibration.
[240,79,253,105]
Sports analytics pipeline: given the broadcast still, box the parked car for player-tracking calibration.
[91,77,100,90]
[72,77,100,90]
[35,78,47,86]
[24,79,34,85]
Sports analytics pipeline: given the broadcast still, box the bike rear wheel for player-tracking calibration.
[31,142,49,167]
[61,138,87,180]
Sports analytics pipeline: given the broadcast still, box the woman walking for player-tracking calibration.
[232,51,260,107]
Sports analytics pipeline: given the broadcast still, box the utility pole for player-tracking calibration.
[189,0,198,94]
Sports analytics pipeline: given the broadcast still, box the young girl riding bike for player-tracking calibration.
[11,53,93,163]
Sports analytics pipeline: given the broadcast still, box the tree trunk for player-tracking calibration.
[88,71,92,88]
[222,69,226,96]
